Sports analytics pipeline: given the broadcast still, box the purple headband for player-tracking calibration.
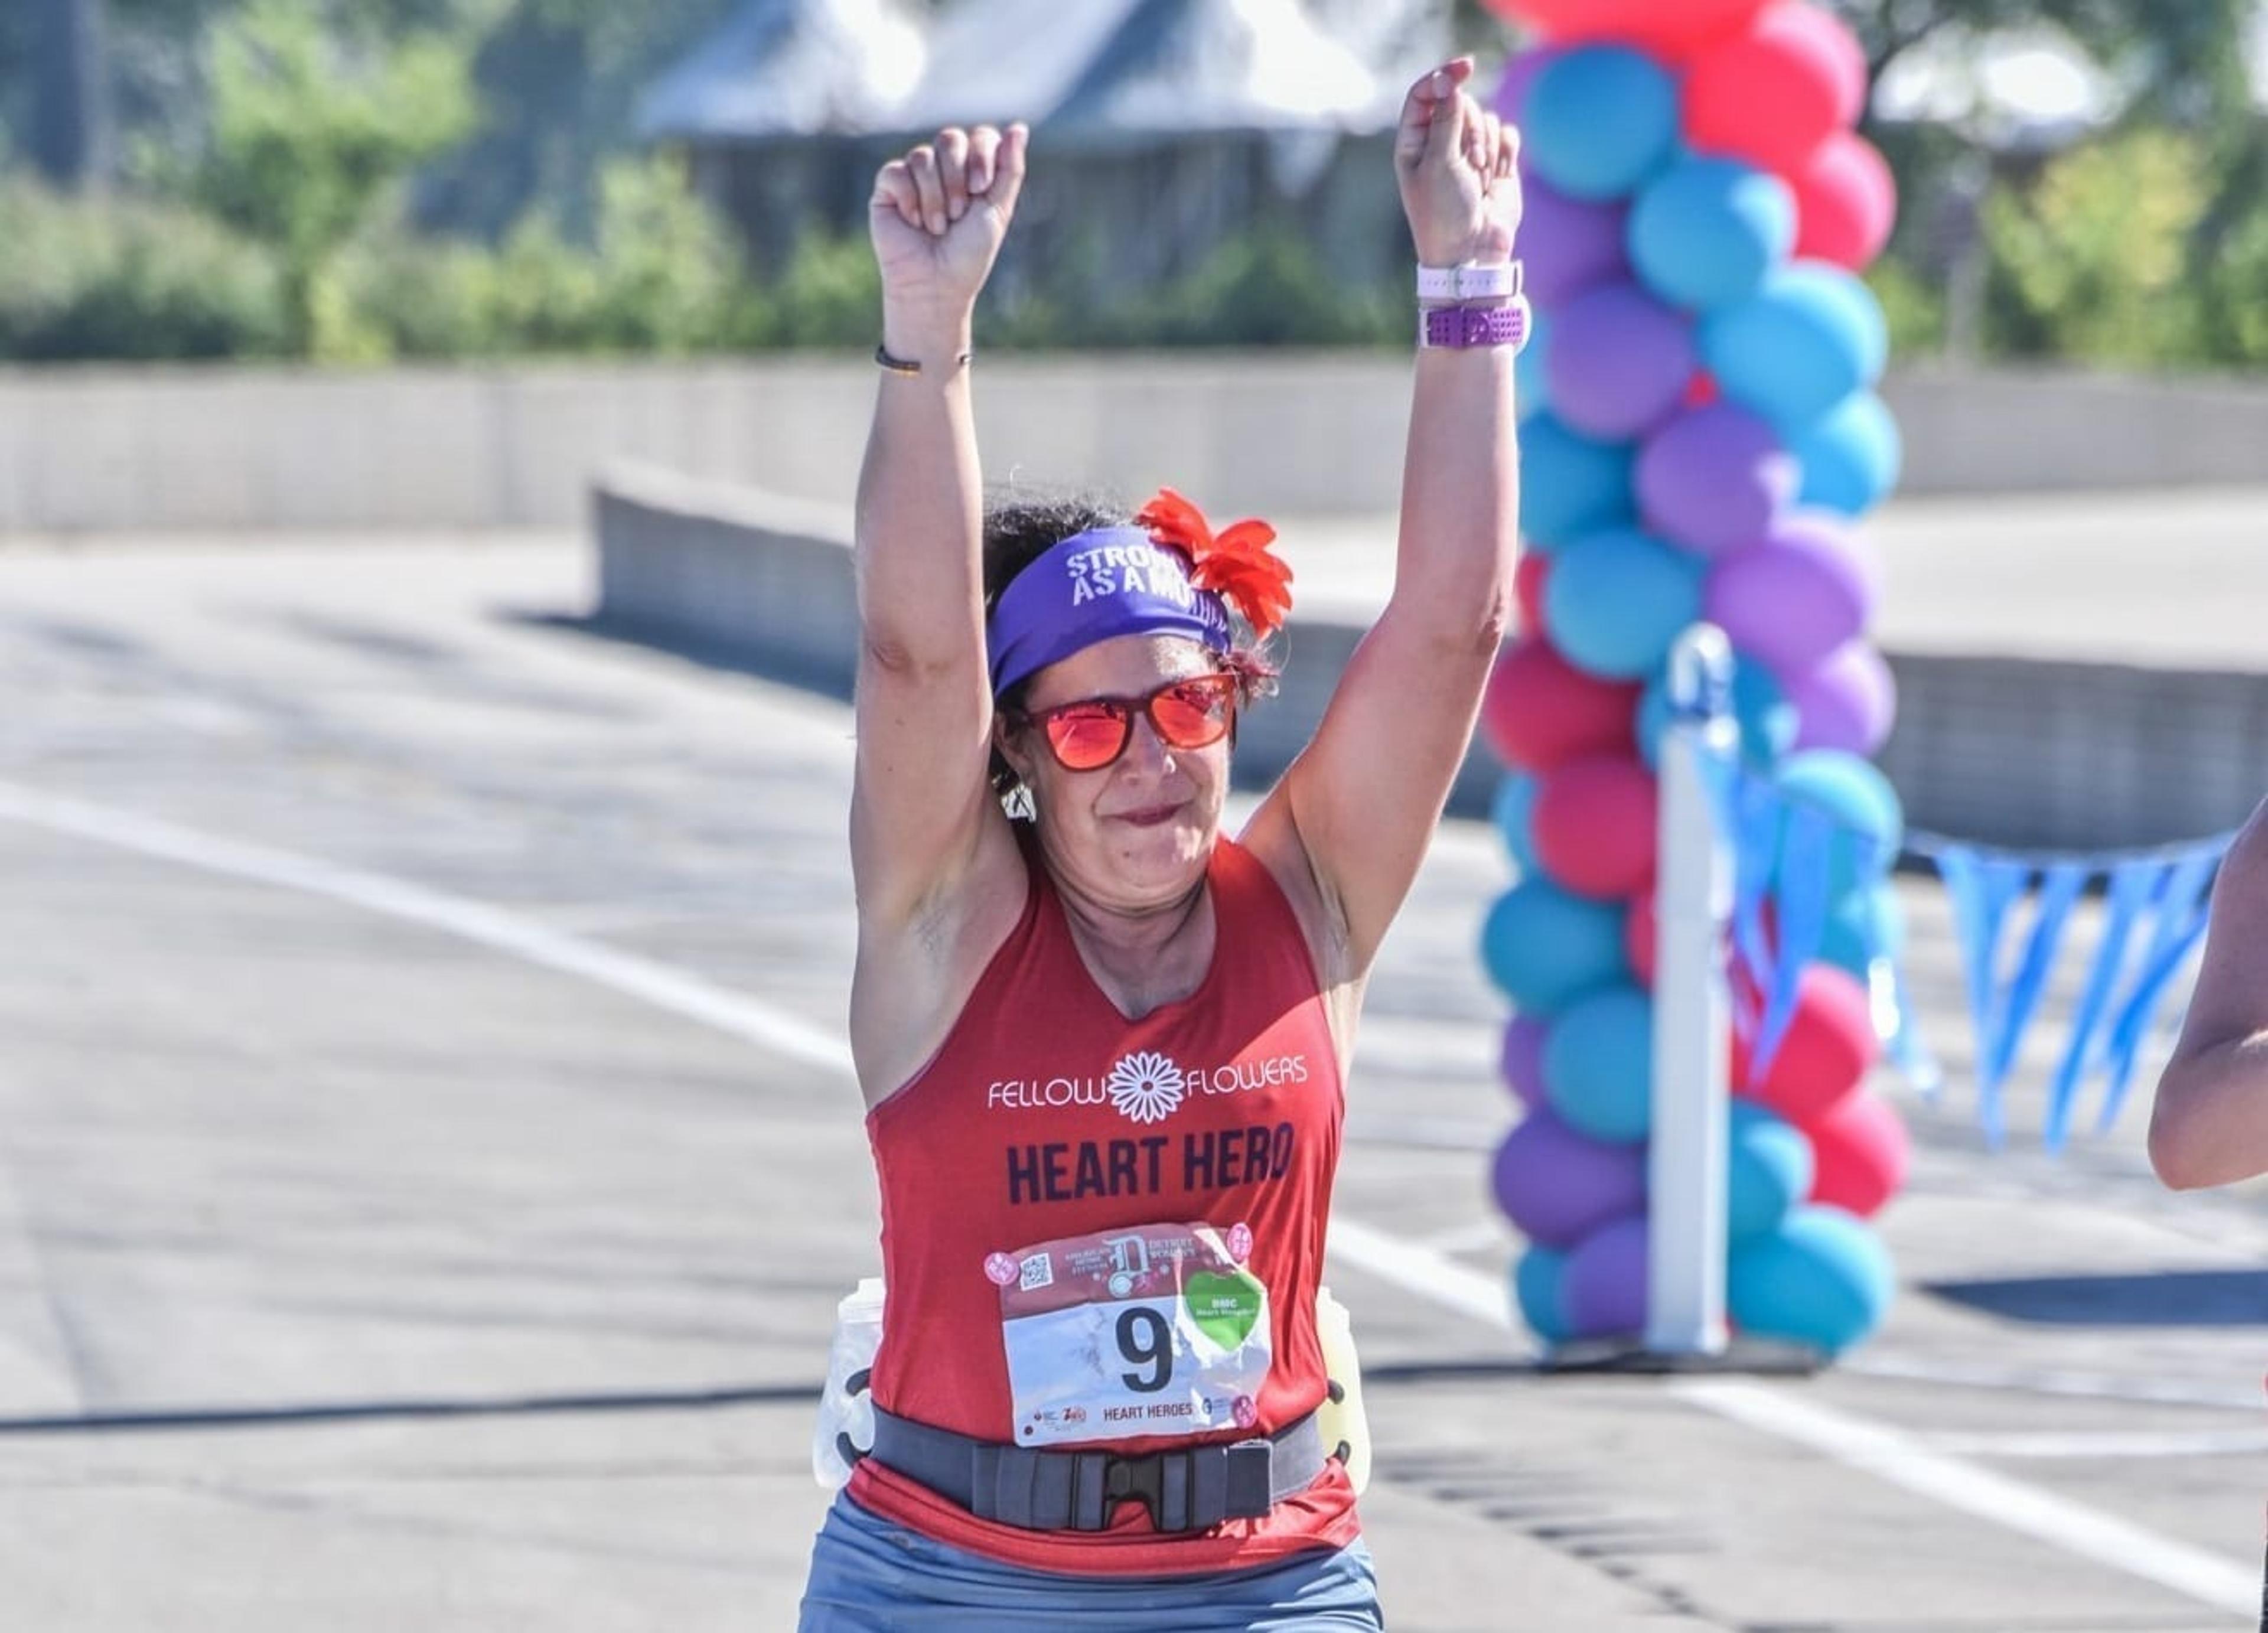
[986,526,1232,697]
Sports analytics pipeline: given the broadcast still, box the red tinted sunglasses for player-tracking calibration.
[1012,673,1239,773]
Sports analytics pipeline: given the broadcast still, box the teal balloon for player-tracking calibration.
[1728,1205,1895,1355]
[1542,984,1654,1145]
[1774,749,1903,897]
[1520,412,1634,552]
[1628,157,1795,312]
[1637,655,1798,772]
[1481,879,1630,1016]
[1820,879,1905,978]
[1491,771,1543,873]
[1543,527,1706,681]
[1525,47,1680,202]
[1517,309,1553,422]
[1728,1101,1814,1241]
[1701,265,1888,435]
[1514,1245,1572,1344]
[1795,390,1902,516]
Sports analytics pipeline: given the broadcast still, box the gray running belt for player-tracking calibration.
[868,1406,1329,1533]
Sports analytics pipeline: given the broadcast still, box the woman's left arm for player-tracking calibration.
[2148,796,2268,1189]
[1250,59,1522,976]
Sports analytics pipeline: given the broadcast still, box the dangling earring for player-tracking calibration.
[1006,783,1035,822]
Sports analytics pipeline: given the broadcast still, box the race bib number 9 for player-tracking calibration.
[990,1222,1272,1448]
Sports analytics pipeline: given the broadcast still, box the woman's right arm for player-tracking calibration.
[848,125,1031,1097]
[849,123,1027,928]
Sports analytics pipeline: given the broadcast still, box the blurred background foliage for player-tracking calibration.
[0,0,2261,365]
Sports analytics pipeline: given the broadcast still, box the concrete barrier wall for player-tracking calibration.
[590,464,1498,816]
[1879,656,2268,851]
[8,356,2268,533]
[594,467,2268,848]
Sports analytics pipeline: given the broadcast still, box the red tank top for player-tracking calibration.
[849,833,1360,1576]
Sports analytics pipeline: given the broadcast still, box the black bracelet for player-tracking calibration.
[875,343,972,376]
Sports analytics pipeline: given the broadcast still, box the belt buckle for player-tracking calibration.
[1103,1449,1171,1528]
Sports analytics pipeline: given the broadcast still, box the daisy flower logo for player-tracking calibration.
[1104,1051,1187,1124]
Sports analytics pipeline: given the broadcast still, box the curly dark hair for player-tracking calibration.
[983,487,1279,813]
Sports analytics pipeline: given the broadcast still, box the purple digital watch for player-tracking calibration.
[1419,301,1531,352]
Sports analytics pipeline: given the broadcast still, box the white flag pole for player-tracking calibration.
[1645,623,1738,1357]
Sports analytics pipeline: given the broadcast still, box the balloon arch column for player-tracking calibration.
[1475,0,1909,1360]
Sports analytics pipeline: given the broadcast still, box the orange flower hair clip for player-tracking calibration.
[1133,487,1295,640]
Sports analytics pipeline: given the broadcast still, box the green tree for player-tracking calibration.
[1983,126,2211,365]
[187,0,475,349]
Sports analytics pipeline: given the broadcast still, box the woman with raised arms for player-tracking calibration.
[801,57,1526,1630]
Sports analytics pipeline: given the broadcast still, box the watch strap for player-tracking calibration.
[1415,261,1524,304]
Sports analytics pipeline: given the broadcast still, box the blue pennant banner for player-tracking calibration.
[2043,859,2158,1152]
[1911,832,2231,1148]
[2094,848,2221,1135]
[1753,802,1836,1080]
[1714,768,2236,1150]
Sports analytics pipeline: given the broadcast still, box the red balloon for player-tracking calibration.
[1480,637,1644,773]
[1515,550,1552,634]
[1533,754,1658,899]
[1485,0,1770,58]
[1733,963,1878,1124]
[1793,130,1896,269]
[1682,4,1868,174]
[1624,892,1657,986]
[1807,1089,1908,1217]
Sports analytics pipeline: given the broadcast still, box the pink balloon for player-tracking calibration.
[1787,640,1896,757]
[1481,637,1644,773]
[1682,4,1868,174]
[1624,892,1657,987]
[1807,1090,1909,1217]
[1492,1110,1650,1250]
[1514,551,1552,634]
[1485,0,1770,58]
[1563,1213,1650,1337]
[1794,131,1897,269]
[1533,754,1659,899]
[1501,1013,1552,1109]
[1637,402,1798,557]
[1703,511,1879,679]
[1546,281,1696,441]
[1520,175,1630,309]
[1734,964,1879,1125]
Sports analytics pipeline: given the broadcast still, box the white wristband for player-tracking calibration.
[1416,261,1524,305]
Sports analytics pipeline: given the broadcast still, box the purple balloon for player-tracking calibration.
[1492,44,1566,126]
[1637,403,1797,558]
[1563,1214,1650,1337]
[1545,282,1696,442]
[1520,175,1630,309]
[1500,1013,1552,1110]
[1491,1111,1650,1250]
[1703,510,1880,678]
[1788,640,1898,757]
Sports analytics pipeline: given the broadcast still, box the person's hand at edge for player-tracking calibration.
[869,123,1030,360]
[1393,60,1521,270]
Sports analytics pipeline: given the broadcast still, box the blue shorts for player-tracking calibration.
[797,1491,1385,1631]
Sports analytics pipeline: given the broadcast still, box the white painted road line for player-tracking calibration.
[0,780,856,1079]
[1921,1427,2268,1459]
[1677,1380,2260,1616]
[3,778,2257,1617]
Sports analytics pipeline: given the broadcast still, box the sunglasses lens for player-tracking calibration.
[1045,707,1131,770]
[1150,680,1232,748]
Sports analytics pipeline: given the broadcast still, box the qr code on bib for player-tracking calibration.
[1018,1254,1054,1292]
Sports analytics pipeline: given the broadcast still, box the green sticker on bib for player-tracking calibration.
[1186,1269,1265,1350]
